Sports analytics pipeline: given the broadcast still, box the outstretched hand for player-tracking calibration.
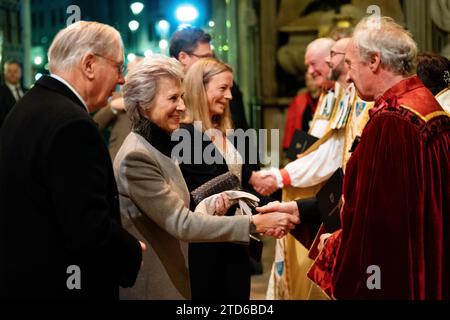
[249,171,278,196]
[256,201,299,218]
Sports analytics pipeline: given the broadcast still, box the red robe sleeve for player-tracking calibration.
[282,92,314,149]
[310,108,450,300]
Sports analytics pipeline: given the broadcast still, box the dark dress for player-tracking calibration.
[175,123,255,300]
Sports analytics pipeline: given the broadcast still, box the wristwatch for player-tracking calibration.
[249,215,257,233]
[111,106,119,115]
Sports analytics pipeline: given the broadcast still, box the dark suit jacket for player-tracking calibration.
[0,84,27,128]
[0,76,141,300]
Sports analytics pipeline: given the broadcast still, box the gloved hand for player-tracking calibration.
[194,190,260,216]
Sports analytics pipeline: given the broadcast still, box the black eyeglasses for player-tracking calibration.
[329,50,346,58]
[189,52,214,59]
[94,53,125,75]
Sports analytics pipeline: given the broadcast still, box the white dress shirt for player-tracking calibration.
[50,74,89,112]
[5,82,23,102]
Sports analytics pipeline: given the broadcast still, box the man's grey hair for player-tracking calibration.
[353,16,417,76]
[123,54,184,128]
[48,21,123,73]
[306,38,335,57]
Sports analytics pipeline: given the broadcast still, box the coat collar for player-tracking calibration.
[376,75,423,103]
[35,76,87,113]
[370,76,423,118]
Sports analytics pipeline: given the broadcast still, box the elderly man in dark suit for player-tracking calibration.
[0,21,144,300]
[0,60,27,128]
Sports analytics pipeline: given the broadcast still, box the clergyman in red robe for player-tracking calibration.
[259,16,450,300]
[308,16,450,300]
[282,73,320,150]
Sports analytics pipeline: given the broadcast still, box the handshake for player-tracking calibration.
[254,201,300,239]
[249,169,281,196]
[210,193,300,239]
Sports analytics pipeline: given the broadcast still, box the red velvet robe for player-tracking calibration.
[282,91,317,149]
[309,76,450,299]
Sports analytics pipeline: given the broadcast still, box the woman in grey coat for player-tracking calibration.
[113,55,299,300]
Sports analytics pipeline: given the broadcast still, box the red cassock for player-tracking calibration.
[309,76,450,299]
[282,91,317,149]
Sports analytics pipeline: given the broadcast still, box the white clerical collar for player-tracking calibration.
[50,74,89,112]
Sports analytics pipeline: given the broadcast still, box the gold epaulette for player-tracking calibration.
[400,105,449,123]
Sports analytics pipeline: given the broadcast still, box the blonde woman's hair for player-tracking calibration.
[182,58,233,133]
[48,21,122,73]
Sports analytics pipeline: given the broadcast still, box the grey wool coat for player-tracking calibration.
[114,130,251,300]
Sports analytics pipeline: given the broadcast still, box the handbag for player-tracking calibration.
[190,172,241,206]
[191,172,263,261]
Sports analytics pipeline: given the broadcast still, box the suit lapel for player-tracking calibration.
[1,85,16,106]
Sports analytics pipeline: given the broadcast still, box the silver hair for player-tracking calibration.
[306,38,335,56]
[123,54,184,128]
[353,16,417,76]
[48,21,123,73]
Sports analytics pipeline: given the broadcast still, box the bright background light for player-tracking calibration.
[208,20,215,28]
[130,2,144,15]
[156,19,170,36]
[127,53,136,62]
[144,49,153,57]
[128,20,140,31]
[159,39,168,50]
[175,5,199,23]
[35,73,43,81]
[34,56,42,65]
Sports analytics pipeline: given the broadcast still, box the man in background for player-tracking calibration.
[169,26,250,130]
[0,60,27,128]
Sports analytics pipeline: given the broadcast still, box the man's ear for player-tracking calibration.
[369,52,381,72]
[80,53,96,80]
[178,51,190,67]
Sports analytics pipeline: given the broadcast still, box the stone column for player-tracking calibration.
[259,0,285,163]
[404,0,433,52]
[237,0,258,127]
[260,0,278,99]
[22,0,32,87]
[430,0,450,58]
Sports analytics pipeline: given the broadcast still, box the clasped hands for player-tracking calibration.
[214,194,300,239]
[255,201,300,238]
[249,170,279,196]
[255,200,333,250]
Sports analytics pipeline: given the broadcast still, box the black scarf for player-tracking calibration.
[133,118,175,158]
